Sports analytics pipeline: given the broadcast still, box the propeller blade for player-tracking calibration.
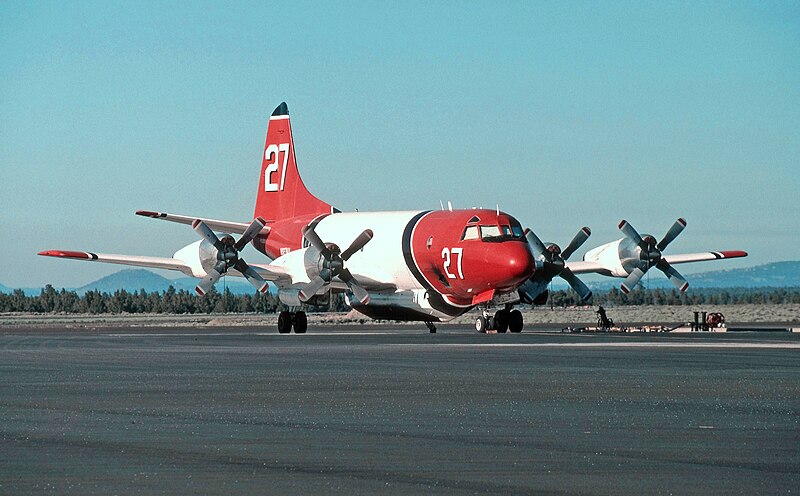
[233,259,269,293]
[618,220,644,246]
[193,219,223,250]
[560,227,591,260]
[656,260,689,292]
[524,228,548,257]
[234,216,267,252]
[657,218,687,251]
[347,282,370,305]
[299,276,327,302]
[560,268,593,301]
[195,267,223,295]
[620,267,646,294]
[302,226,330,257]
[341,229,374,261]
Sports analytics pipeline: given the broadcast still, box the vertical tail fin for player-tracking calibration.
[254,102,335,221]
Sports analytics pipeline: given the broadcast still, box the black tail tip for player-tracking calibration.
[272,102,289,116]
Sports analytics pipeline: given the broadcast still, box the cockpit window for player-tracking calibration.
[478,220,526,242]
[479,225,502,239]
[461,225,479,240]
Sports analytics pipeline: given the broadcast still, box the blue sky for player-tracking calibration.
[2,1,798,288]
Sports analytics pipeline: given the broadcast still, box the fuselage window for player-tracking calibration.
[462,225,479,240]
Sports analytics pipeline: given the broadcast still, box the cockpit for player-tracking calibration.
[460,215,525,242]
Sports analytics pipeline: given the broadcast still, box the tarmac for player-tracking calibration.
[1,324,798,495]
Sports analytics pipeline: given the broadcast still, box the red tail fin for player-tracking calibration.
[254,102,334,221]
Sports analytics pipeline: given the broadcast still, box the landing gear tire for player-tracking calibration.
[494,309,509,333]
[277,311,293,334]
[294,311,308,334]
[475,316,488,333]
[509,309,523,333]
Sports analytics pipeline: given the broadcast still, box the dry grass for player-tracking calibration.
[1,304,798,329]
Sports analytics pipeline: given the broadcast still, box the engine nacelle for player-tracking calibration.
[172,239,217,278]
[582,238,643,278]
[278,287,330,307]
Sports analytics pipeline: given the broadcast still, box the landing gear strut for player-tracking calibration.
[277,310,308,334]
[475,307,524,333]
[425,322,437,333]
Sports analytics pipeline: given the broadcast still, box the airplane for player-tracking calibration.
[39,102,748,334]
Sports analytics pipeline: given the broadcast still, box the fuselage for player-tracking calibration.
[259,208,535,321]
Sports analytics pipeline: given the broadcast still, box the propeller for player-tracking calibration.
[192,217,269,295]
[299,226,374,304]
[525,226,593,301]
[618,218,689,293]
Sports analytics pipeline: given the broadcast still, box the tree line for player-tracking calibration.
[1,285,799,314]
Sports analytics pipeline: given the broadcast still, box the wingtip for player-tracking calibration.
[38,250,96,260]
[136,210,162,218]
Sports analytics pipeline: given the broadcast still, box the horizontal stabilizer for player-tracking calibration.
[136,210,269,236]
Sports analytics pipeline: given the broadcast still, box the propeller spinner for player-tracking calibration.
[299,226,374,305]
[192,217,269,295]
[618,218,688,293]
[524,227,593,301]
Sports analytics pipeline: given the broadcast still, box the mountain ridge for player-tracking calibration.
[4,261,800,296]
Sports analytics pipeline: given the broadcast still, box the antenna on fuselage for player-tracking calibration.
[496,204,500,215]
[439,200,444,211]
[447,201,453,211]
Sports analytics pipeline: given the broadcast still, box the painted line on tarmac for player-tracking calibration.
[386,342,800,349]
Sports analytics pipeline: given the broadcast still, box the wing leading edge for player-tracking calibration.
[565,250,748,275]
[38,250,289,283]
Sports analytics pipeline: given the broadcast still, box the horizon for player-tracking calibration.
[3,259,799,293]
[3,2,798,288]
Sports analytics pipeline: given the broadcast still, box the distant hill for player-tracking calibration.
[4,261,800,297]
[73,269,260,296]
[580,261,800,291]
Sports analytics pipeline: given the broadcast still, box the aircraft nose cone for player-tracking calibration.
[494,242,536,289]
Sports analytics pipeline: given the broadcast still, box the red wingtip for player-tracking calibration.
[620,284,631,294]
[136,210,160,218]
[38,250,93,260]
[618,220,627,229]
[720,250,748,258]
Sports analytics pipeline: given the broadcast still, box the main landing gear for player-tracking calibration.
[475,307,523,333]
[425,322,437,333]
[277,310,308,334]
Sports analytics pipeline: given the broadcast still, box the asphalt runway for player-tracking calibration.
[1,325,798,495]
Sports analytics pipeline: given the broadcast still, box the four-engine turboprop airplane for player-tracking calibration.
[39,102,747,333]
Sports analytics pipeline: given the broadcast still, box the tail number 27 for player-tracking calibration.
[442,247,464,279]
[264,143,290,192]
